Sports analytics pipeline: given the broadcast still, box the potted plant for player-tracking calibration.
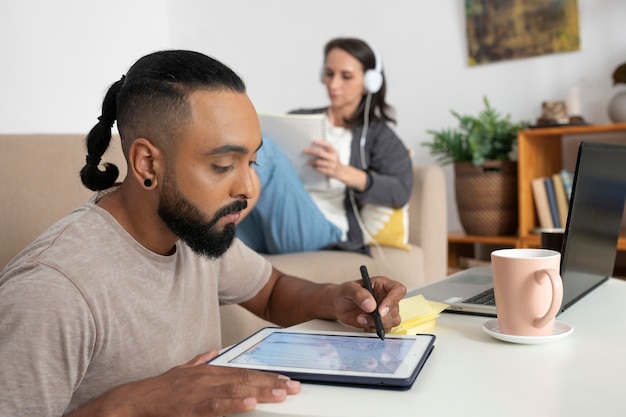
[608,61,626,123]
[423,97,529,236]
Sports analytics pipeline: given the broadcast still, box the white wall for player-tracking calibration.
[2,0,625,232]
[0,0,170,133]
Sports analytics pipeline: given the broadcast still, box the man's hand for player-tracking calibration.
[332,276,406,333]
[67,350,301,417]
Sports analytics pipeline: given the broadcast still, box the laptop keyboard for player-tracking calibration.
[463,288,496,306]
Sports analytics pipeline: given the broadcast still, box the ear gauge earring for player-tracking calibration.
[144,178,153,188]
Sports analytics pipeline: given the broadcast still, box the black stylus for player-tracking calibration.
[359,265,385,341]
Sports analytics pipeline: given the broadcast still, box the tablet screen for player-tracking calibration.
[230,332,413,374]
[210,328,435,389]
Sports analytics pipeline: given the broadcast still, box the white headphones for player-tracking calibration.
[363,45,383,94]
[321,42,384,94]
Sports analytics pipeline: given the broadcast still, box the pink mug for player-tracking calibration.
[491,249,563,336]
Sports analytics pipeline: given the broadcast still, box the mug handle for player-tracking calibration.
[533,268,564,329]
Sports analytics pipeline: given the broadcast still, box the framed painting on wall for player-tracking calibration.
[465,0,580,66]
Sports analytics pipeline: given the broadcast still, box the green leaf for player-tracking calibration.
[423,96,529,167]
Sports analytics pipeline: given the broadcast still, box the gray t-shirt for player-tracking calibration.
[0,192,272,416]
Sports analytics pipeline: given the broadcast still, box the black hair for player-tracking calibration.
[80,50,246,191]
[323,38,396,128]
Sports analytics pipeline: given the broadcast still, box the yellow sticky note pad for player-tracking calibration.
[389,294,449,335]
[397,294,433,318]
[391,320,437,335]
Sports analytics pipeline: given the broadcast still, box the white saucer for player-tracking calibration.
[482,319,574,344]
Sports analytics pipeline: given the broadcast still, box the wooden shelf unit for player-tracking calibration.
[517,123,626,247]
[448,123,626,274]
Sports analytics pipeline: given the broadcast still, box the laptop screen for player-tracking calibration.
[560,142,626,311]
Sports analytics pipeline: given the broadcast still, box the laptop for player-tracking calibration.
[414,141,626,317]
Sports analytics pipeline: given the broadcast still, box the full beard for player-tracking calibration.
[157,178,248,259]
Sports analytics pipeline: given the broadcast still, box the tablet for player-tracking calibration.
[209,327,435,390]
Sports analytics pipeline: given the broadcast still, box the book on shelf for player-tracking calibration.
[543,177,561,228]
[531,170,575,231]
[258,112,328,189]
[552,173,569,226]
[560,169,574,202]
[531,177,554,229]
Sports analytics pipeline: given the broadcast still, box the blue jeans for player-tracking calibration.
[236,137,341,254]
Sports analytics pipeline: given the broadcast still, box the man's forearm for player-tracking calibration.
[265,273,340,327]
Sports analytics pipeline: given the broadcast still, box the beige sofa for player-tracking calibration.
[0,134,447,346]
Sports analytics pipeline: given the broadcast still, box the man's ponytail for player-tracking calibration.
[79,76,125,191]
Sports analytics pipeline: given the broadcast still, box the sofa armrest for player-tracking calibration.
[408,165,447,282]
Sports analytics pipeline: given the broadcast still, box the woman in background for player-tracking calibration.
[237,37,413,254]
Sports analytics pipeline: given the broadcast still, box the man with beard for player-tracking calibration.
[0,50,406,417]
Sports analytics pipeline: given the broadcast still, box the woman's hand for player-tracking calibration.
[304,139,368,190]
[304,139,342,178]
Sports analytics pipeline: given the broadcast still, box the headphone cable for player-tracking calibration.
[351,91,399,275]
[359,92,372,169]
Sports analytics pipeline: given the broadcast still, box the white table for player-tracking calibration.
[237,278,626,417]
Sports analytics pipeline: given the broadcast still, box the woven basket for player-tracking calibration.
[454,161,518,236]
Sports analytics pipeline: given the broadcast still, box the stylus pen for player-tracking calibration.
[359,265,385,341]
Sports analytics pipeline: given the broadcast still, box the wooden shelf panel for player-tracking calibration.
[448,232,519,246]
[521,235,626,250]
[522,123,626,136]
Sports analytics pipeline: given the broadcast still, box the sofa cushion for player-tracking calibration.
[361,204,410,250]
